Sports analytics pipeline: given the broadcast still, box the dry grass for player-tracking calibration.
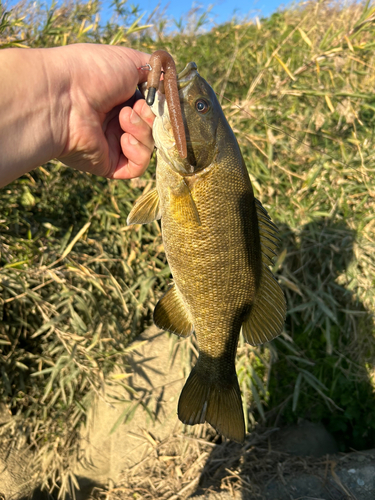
[94,426,374,499]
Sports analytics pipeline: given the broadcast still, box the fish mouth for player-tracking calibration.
[151,92,193,175]
[141,62,200,175]
[153,62,199,116]
[138,81,148,98]
[151,61,200,143]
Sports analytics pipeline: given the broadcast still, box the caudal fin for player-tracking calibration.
[178,365,245,443]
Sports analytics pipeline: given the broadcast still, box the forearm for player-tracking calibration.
[0,48,69,187]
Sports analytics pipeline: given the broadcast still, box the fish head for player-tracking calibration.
[150,62,223,175]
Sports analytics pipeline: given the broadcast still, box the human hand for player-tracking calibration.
[53,44,155,179]
[0,44,155,187]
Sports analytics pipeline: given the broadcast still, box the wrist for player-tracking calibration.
[40,47,72,160]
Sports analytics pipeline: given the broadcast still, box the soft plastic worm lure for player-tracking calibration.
[144,50,187,159]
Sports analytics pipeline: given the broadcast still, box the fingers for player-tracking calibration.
[133,98,156,129]
[120,100,155,151]
[113,100,155,179]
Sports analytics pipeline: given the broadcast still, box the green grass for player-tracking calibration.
[1,0,375,494]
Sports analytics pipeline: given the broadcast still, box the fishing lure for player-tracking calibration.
[139,50,187,159]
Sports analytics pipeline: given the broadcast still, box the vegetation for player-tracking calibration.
[1,0,375,496]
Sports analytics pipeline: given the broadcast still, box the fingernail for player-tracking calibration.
[130,109,141,124]
[129,135,139,145]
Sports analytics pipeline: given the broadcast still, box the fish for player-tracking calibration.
[128,60,286,443]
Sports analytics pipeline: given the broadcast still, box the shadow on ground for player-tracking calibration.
[192,431,375,500]
[268,217,375,451]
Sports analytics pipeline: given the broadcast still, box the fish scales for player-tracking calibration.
[128,60,286,442]
[157,148,260,352]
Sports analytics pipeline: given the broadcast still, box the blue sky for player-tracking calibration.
[7,0,291,27]
[102,0,290,26]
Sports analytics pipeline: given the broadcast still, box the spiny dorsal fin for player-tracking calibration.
[154,284,194,337]
[242,265,286,345]
[255,198,280,266]
[178,364,245,443]
[127,188,161,225]
[169,180,201,226]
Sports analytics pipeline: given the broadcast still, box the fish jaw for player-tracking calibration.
[149,62,213,176]
[138,80,177,156]
[151,89,194,175]
[150,93,175,155]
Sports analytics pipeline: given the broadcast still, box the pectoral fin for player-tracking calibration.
[127,188,161,225]
[154,284,194,337]
[169,180,201,226]
[242,265,286,345]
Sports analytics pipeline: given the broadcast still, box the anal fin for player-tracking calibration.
[127,187,161,225]
[242,265,286,345]
[154,284,194,337]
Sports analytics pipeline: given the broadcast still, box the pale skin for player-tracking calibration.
[0,43,156,188]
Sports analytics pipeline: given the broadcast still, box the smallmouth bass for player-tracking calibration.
[128,61,286,443]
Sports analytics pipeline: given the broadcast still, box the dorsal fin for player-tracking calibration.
[255,198,280,266]
[242,265,286,345]
[154,284,194,337]
[241,199,286,345]
[127,188,161,225]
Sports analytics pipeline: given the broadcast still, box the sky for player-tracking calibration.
[101,0,290,27]
[6,0,291,28]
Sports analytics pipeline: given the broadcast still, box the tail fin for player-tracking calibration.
[178,364,245,443]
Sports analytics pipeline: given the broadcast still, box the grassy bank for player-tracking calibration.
[1,0,375,494]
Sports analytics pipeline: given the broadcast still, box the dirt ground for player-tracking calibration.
[113,436,375,500]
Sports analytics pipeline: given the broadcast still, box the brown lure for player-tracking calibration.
[146,50,187,159]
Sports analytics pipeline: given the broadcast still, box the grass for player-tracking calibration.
[1,0,375,496]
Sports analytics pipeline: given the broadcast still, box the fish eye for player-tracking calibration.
[195,98,210,114]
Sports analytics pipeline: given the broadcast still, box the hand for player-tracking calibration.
[0,44,155,187]
[55,44,156,179]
